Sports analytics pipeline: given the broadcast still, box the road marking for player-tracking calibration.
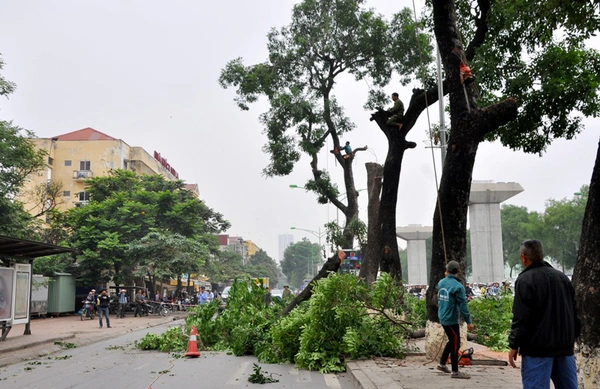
[323,373,342,389]
[226,361,250,385]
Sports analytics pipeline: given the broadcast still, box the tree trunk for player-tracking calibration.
[573,137,600,388]
[370,110,418,282]
[360,162,383,284]
[426,0,518,323]
[281,252,343,316]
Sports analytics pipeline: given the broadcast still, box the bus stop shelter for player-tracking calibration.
[0,235,75,340]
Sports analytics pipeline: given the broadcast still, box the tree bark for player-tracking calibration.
[573,137,600,388]
[426,0,518,322]
[359,162,383,284]
[281,252,343,316]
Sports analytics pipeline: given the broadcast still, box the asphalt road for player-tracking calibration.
[0,321,354,389]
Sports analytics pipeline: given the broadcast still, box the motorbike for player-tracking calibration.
[80,300,96,320]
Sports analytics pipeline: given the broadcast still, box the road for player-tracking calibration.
[0,321,354,389]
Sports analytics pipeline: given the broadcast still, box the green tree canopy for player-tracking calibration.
[245,249,280,286]
[281,239,321,288]
[63,170,229,285]
[0,55,47,238]
[219,0,428,247]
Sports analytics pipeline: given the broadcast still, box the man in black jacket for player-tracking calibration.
[508,239,580,388]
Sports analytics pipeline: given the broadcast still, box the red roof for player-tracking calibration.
[52,127,117,141]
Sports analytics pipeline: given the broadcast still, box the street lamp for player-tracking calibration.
[290,226,327,277]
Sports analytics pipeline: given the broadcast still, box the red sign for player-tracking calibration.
[154,151,179,179]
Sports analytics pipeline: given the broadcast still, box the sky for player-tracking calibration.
[1,0,598,262]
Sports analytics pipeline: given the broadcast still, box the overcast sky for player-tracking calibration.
[1,0,598,262]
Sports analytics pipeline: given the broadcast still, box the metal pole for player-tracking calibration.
[436,46,447,164]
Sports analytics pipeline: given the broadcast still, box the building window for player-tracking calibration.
[63,191,71,197]
[78,192,90,201]
[80,160,91,170]
[64,160,72,166]
[123,160,128,170]
[48,157,54,165]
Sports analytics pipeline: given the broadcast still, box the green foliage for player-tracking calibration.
[402,294,427,329]
[137,273,416,373]
[469,295,514,351]
[135,326,188,352]
[248,364,279,384]
[449,0,600,153]
[281,239,322,288]
[501,188,587,274]
[62,170,229,285]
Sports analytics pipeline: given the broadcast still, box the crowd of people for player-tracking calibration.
[406,280,514,301]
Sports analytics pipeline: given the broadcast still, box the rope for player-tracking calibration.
[148,359,175,389]
[410,0,449,266]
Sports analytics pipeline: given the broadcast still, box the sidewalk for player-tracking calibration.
[0,312,185,367]
[346,339,523,389]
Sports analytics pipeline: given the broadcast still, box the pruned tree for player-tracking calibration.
[219,0,425,264]
[425,0,600,328]
[573,138,600,388]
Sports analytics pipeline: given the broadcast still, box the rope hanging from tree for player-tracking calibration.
[410,0,449,266]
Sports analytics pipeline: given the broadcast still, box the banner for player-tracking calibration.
[0,268,14,321]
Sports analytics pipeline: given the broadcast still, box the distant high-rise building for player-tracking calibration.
[278,234,294,262]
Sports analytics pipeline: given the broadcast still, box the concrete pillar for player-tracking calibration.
[396,225,432,285]
[469,181,523,283]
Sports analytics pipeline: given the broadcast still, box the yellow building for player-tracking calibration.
[19,127,187,216]
[244,240,260,257]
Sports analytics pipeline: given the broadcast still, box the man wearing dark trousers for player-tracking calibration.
[508,239,580,388]
[134,289,144,317]
[436,260,474,379]
[97,289,111,328]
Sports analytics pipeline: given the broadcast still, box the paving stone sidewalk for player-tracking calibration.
[346,340,523,389]
[0,312,185,367]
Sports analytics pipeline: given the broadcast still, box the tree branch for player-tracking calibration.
[476,97,518,136]
[465,0,491,61]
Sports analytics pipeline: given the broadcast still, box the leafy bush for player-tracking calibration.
[137,274,416,372]
[402,293,427,329]
[468,295,514,351]
[135,326,187,352]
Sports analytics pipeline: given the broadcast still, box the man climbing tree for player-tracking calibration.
[385,92,404,129]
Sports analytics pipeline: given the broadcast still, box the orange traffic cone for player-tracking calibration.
[185,325,201,358]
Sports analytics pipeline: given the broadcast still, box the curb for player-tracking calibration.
[0,334,76,354]
[346,361,376,389]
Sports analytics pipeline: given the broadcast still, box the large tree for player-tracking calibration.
[541,188,587,271]
[219,0,423,264]
[63,170,229,285]
[425,0,600,325]
[500,205,543,277]
[573,139,600,388]
[0,55,47,237]
[281,239,321,288]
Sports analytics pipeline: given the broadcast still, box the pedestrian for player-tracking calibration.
[282,285,291,299]
[198,286,209,305]
[134,289,144,317]
[265,287,272,306]
[508,239,580,388]
[117,289,127,318]
[97,289,111,328]
[436,260,474,379]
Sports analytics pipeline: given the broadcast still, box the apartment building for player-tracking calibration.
[19,127,185,216]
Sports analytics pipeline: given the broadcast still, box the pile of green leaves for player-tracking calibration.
[468,295,514,351]
[137,274,414,372]
[135,326,188,352]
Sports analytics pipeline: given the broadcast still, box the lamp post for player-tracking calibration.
[290,226,326,277]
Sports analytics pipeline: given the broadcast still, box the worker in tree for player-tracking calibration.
[386,92,404,129]
[341,141,352,159]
